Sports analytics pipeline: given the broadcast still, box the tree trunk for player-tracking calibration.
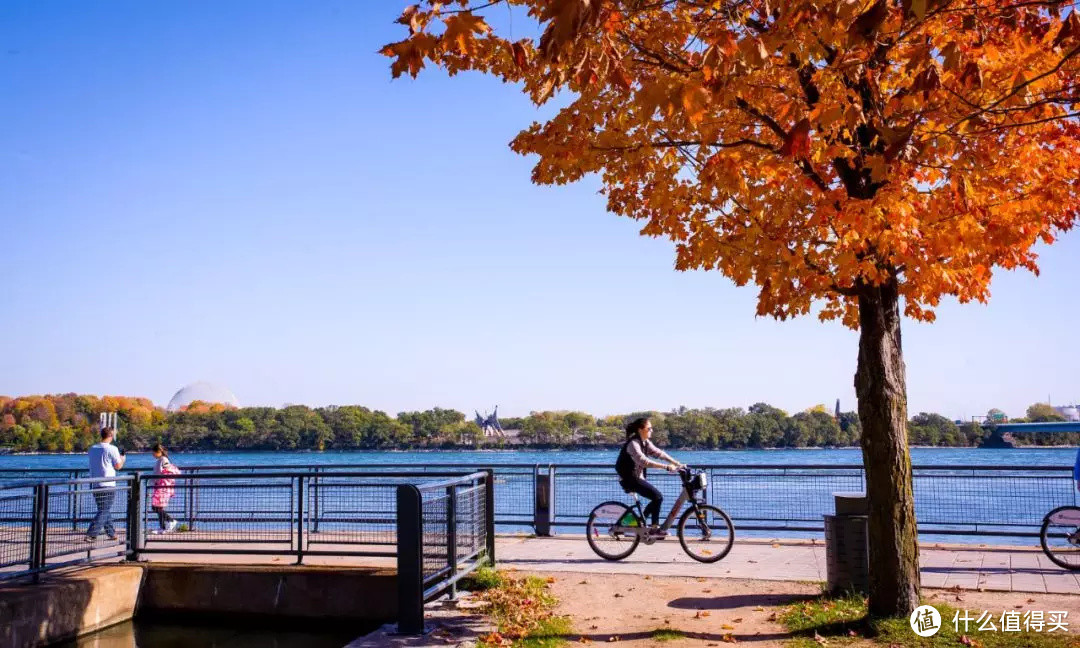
[855,278,920,618]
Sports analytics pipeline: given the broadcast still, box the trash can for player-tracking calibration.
[824,492,869,594]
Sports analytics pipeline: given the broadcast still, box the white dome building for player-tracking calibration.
[167,381,240,412]
[1055,405,1080,422]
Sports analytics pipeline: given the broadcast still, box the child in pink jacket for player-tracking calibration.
[150,444,180,533]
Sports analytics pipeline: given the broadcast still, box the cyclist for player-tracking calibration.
[615,417,684,538]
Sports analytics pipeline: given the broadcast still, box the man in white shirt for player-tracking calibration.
[85,427,126,542]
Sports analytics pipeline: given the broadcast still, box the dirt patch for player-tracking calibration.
[529,571,820,646]
[519,572,1080,647]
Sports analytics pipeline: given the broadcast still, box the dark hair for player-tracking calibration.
[152,443,168,457]
[625,417,650,440]
[100,427,114,440]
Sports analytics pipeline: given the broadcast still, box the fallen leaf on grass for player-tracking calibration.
[722,634,738,643]
[579,580,588,585]
[752,607,765,612]
[814,631,828,645]
[1027,598,1036,603]
[732,617,743,623]
[721,623,735,630]
[606,636,619,643]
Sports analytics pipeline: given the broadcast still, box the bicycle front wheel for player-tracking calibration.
[586,501,641,561]
[1040,506,1080,570]
[678,504,734,563]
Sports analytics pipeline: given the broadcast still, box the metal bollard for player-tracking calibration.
[534,465,555,537]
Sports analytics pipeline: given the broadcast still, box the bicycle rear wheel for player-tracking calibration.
[1040,506,1080,571]
[678,504,734,563]
[586,501,641,561]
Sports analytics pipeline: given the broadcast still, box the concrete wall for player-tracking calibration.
[0,565,143,648]
[0,563,399,647]
[138,564,397,624]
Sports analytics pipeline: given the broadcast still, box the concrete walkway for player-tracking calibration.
[495,535,1080,595]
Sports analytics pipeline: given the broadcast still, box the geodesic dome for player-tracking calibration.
[166,381,240,412]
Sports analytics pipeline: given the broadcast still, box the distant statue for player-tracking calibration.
[475,406,504,438]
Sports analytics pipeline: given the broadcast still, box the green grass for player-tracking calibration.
[466,570,570,648]
[781,595,1080,648]
[651,628,687,642]
[459,564,502,592]
[517,616,574,648]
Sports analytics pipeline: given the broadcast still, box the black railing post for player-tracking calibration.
[127,475,143,561]
[296,476,305,565]
[30,483,47,581]
[186,469,197,531]
[397,484,425,635]
[69,471,78,531]
[312,466,321,533]
[446,484,458,601]
[484,470,496,565]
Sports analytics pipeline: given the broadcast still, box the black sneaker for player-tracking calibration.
[647,527,668,539]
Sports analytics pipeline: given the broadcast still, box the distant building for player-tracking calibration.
[167,381,240,412]
[1054,405,1080,422]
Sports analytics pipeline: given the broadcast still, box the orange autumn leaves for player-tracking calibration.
[384,0,1080,328]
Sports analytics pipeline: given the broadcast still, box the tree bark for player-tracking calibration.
[855,277,921,618]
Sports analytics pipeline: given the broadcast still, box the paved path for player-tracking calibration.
[495,535,1080,595]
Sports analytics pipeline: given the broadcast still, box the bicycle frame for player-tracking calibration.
[620,470,707,541]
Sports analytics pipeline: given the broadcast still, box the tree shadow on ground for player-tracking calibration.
[668,592,818,610]
[532,629,794,644]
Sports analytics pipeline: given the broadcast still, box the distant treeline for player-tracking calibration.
[0,394,1077,453]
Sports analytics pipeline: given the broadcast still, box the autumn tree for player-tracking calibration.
[1027,402,1067,422]
[383,0,1080,616]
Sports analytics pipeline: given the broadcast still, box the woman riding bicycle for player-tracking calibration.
[615,417,684,538]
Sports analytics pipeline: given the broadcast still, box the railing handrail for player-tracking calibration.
[2,462,1072,475]
[414,471,489,492]
[0,474,135,490]
[136,470,486,481]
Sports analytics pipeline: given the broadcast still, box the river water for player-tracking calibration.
[3,447,1077,546]
[1,446,1077,471]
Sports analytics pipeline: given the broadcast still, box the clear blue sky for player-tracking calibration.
[2,1,1078,420]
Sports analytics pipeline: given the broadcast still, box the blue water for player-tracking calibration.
[1,446,1076,471]
[4,448,1076,546]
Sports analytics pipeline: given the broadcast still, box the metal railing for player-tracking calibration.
[1,470,495,634]
[0,476,131,581]
[135,470,493,563]
[397,471,495,634]
[2,462,1076,540]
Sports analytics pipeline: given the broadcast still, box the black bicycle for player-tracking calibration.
[585,467,734,563]
[1040,505,1080,570]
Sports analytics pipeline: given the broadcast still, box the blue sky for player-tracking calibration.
[1,1,1078,420]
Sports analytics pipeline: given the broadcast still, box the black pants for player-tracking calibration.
[620,475,663,526]
[153,506,175,529]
